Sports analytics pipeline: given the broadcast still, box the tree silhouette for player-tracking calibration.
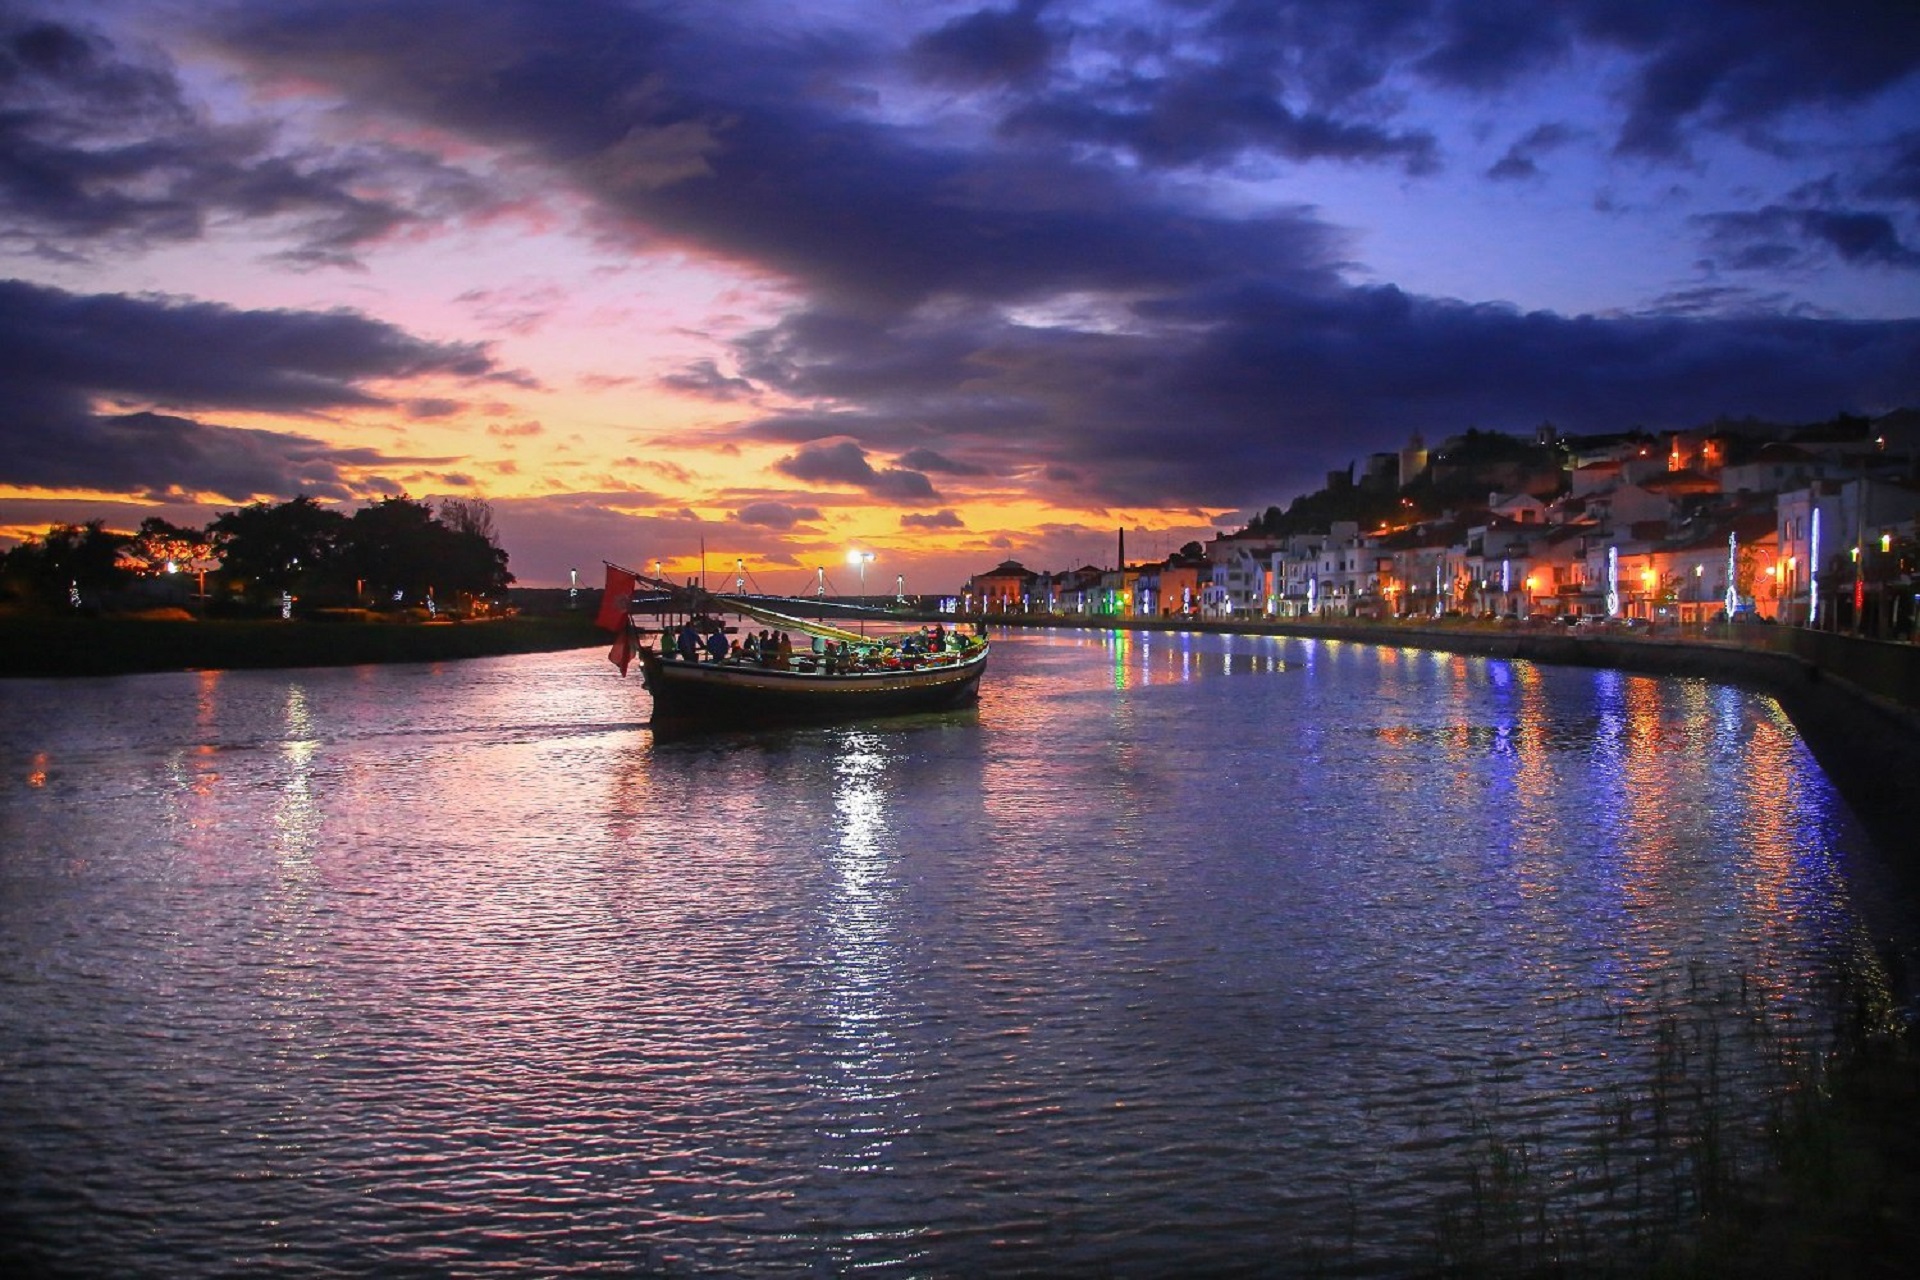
[209,496,348,607]
[0,521,131,608]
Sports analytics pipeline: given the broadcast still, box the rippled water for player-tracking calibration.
[1,629,1912,1276]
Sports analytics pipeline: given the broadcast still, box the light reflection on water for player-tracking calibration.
[0,630,1912,1276]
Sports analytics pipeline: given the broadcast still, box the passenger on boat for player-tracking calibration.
[704,623,728,663]
[677,620,701,660]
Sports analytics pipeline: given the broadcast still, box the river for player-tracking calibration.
[1,628,1911,1275]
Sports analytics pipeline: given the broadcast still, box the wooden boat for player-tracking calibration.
[598,563,988,734]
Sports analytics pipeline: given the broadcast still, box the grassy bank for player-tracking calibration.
[0,610,609,678]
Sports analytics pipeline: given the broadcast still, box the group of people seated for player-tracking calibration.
[656,618,981,671]
[739,628,795,665]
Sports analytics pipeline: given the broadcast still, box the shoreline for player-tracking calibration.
[0,611,608,678]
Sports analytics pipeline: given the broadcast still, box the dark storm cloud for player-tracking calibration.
[78,0,1919,520]
[657,359,758,401]
[901,509,966,530]
[1862,130,1920,204]
[773,440,939,503]
[16,411,370,502]
[0,279,510,498]
[723,281,1920,512]
[732,501,823,531]
[1487,123,1575,181]
[1599,2,1920,159]
[0,10,493,265]
[211,0,1351,313]
[1000,78,1440,173]
[202,0,1918,322]
[978,2,1920,171]
[1695,206,1920,273]
[994,0,1441,171]
[897,448,989,477]
[910,0,1056,88]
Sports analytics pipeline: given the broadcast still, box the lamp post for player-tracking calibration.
[847,549,874,634]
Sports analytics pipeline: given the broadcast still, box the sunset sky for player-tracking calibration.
[4,1,1918,592]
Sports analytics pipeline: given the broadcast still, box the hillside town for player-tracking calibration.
[966,410,1920,640]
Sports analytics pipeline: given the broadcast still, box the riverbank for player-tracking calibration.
[0,610,607,678]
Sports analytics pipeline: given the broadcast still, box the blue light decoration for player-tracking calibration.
[1307,575,1319,615]
[1501,557,1511,595]
[1725,531,1739,617]
[1810,508,1821,626]
[1606,546,1620,617]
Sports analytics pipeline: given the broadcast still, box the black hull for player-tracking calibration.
[639,647,987,735]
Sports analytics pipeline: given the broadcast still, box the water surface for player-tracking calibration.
[1,629,1908,1275]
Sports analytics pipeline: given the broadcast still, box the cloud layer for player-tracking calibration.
[3,1,1918,582]
[0,278,508,499]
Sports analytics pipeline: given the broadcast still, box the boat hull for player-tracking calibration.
[638,646,987,734]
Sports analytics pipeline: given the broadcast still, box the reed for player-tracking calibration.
[1410,959,1915,1277]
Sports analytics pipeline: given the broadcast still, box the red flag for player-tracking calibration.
[595,566,637,632]
[608,625,635,676]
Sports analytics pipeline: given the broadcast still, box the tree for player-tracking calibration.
[0,521,130,608]
[436,497,513,604]
[209,496,348,607]
[341,496,513,609]
[122,518,213,576]
[437,497,498,545]
[342,496,443,604]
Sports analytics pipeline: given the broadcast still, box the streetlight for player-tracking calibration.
[846,548,874,594]
[847,549,874,633]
